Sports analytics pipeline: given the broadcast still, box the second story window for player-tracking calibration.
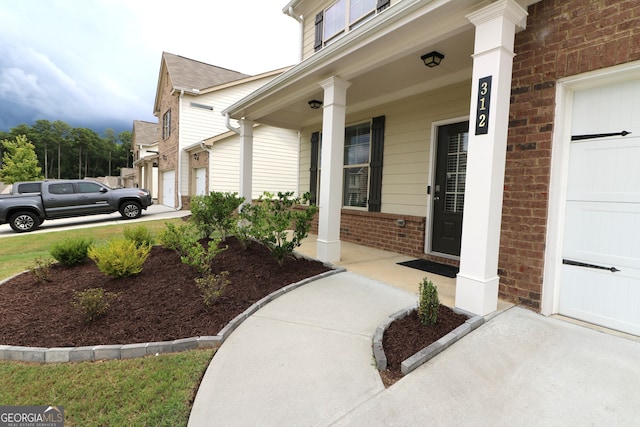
[162,109,171,139]
[315,0,390,51]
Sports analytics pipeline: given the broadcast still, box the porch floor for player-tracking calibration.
[297,234,513,313]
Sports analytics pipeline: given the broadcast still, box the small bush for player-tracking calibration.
[418,278,439,326]
[88,238,151,278]
[50,237,93,266]
[180,239,226,275]
[190,192,245,240]
[123,225,155,248]
[158,222,199,256]
[71,287,118,322]
[29,257,54,283]
[239,191,317,266]
[195,271,230,306]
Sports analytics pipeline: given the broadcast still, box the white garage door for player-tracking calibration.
[559,79,640,336]
[162,170,176,208]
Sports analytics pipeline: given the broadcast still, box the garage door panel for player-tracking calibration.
[567,137,640,203]
[564,201,640,269]
[560,266,640,336]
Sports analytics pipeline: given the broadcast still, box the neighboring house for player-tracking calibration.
[222,0,640,336]
[132,120,160,199]
[152,52,299,209]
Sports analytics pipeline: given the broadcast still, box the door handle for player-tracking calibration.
[563,259,620,273]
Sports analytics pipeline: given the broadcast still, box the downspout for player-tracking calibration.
[285,6,304,62]
[176,90,184,210]
[225,113,240,135]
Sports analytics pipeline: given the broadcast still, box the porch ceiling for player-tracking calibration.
[225,0,481,129]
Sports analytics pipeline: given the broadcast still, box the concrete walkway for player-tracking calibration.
[188,269,640,426]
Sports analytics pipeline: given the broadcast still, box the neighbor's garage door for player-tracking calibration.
[559,78,640,336]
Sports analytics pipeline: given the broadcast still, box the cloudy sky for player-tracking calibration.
[0,0,300,135]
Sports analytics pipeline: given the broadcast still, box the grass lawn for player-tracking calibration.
[0,218,214,426]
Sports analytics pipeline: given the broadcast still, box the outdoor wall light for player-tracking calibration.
[308,99,323,109]
[193,153,199,161]
[421,51,445,68]
[162,154,167,160]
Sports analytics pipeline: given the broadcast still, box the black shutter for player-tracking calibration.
[314,12,324,52]
[309,132,320,205]
[368,116,385,212]
[377,0,390,12]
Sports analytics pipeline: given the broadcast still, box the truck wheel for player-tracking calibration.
[9,211,41,232]
[119,201,142,219]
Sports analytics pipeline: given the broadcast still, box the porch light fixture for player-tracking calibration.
[193,153,199,161]
[421,51,445,68]
[308,99,323,109]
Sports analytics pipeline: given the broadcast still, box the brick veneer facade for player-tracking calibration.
[500,0,640,309]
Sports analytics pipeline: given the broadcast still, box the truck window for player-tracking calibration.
[49,183,75,195]
[16,182,42,193]
[76,182,104,193]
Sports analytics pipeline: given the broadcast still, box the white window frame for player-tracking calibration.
[323,0,377,45]
[342,121,371,209]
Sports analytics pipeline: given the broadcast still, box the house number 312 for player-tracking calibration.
[475,76,492,135]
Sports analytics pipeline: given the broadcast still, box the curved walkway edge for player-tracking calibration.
[0,268,346,363]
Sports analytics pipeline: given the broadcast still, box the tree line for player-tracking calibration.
[0,119,133,181]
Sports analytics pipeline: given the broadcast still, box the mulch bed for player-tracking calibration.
[0,235,468,388]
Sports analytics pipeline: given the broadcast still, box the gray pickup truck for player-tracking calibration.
[0,180,153,232]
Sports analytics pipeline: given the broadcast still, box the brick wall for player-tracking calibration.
[156,66,180,207]
[501,0,640,309]
[311,210,459,267]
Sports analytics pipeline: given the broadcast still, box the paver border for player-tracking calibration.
[372,305,484,375]
[0,265,345,363]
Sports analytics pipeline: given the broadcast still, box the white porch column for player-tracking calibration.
[239,119,254,203]
[316,76,351,263]
[455,0,528,315]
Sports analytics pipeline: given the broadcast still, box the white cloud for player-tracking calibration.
[0,0,300,132]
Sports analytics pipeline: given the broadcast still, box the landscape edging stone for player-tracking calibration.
[372,305,485,377]
[0,267,345,363]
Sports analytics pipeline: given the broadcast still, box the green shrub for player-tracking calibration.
[195,271,230,306]
[88,238,151,278]
[71,287,118,322]
[239,191,317,266]
[158,222,199,256]
[180,239,226,275]
[29,257,54,283]
[123,225,155,248]
[190,192,245,240]
[418,278,439,326]
[50,237,93,266]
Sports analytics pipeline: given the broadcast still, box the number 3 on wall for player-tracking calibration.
[475,76,492,135]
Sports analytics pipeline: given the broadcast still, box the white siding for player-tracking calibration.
[210,126,299,199]
[179,76,279,150]
[210,137,240,194]
[299,81,471,217]
[253,126,299,197]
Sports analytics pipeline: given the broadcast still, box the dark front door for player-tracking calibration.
[431,121,469,256]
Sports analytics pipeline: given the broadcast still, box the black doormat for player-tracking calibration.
[397,259,459,278]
